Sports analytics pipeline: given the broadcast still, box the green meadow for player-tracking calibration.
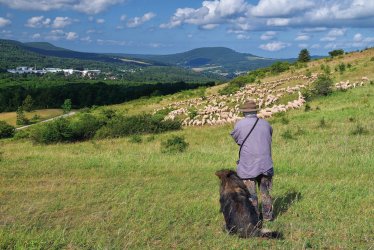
[1,81,373,249]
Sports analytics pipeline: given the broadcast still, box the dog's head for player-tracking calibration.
[215,169,236,181]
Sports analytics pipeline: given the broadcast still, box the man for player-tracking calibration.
[230,99,274,221]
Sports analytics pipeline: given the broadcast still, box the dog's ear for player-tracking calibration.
[215,169,236,179]
[215,169,230,179]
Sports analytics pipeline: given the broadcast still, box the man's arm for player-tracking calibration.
[230,126,241,145]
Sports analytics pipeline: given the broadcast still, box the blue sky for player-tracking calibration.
[0,0,374,58]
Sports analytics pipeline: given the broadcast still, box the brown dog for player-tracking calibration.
[215,169,280,238]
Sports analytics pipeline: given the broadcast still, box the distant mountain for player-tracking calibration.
[0,39,225,83]
[112,47,294,77]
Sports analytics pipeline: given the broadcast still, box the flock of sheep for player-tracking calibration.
[335,77,370,90]
[155,74,370,127]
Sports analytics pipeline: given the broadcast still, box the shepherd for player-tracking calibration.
[230,99,274,221]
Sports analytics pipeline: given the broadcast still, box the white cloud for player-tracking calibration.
[266,18,290,26]
[66,31,78,40]
[311,44,320,49]
[295,34,310,41]
[298,43,308,48]
[320,28,346,42]
[52,17,73,28]
[251,0,315,17]
[97,39,129,46]
[127,12,156,28]
[0,0,124,15]
[0,17,11,27]
[96,18,105,24]
[25,16,51,28]
[160,0,249,29]
[81,36,92,42]
[260,31,276,40]
[353,33,363,42]
[237,34,250,40]
[0,29,12,38]
[303,27,327,32]
[259,41,290,51]
[201,24,218,30]
[31,33,41,39]
[120,15,127,21]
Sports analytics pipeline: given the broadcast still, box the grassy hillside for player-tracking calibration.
[0,49,373,249]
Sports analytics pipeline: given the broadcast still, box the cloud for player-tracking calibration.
[52,17,73,28]
[160,0,249,29]
[260,31,276,40]
[0,0,124,14]
[96,18,105,24]
[259,41,290,51]
[127,12,156,28]
[0,17,11,27]
[266,18,290,26]
[295,34,310,41]
[120,15,127,21]
[353,33,363,42]
[81,36,92,42]
[298,43,308,48]
[237,34,250,40]
[97,39,129,46]
[66,31,78,40]
[320,28,346,41]
[251,0,315,17]
[25,16,51,28]
[31,33,41,39]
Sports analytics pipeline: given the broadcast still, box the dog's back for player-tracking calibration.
[216,169,281,238]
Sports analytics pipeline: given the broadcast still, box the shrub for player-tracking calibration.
[0,121,15,139]
[281,117,290,125]
[16,107,29,126]
[129,135,142,143]
[329,49,344,57]
[281,130,294,140]
[313,75,333,96]
[337,63,346,74]
[304,103,311,112]
[69,113,103,140]
[351,124,368,135]
[161,135,188,153]
[188,108,198,119]
[370,57,374,61]
[318,117,327,128]
[30,118,73,144]
[13,129,30,140]
[298,49,311,62]
[95,114,181,139]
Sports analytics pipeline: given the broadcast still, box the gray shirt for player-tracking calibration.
[230,114,274,179]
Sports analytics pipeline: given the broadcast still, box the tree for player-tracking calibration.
[329,49,344,57]
[22,95,34,112]
[62,99,72,114]
[16,106,29,126]
[313,75,333,96]
[298,49,311,62]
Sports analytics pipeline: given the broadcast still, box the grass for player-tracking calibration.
[0,84,373,249]
[0,109,64,127]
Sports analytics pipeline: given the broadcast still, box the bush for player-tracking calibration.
[0,121,15,139]
[129,135,142,143]
[30,118,73,144]
[304,103,311,112]
[370,57,374,61]
[351,124,368,135]
[281,130,294,140]
[161,135,188,153]
[313,75,333,96]
[329,49,344,57]
[95,114,181,139]
[69,113,103,140]
[13,129,30,140]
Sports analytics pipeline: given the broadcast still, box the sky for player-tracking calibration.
[0,0,374,58]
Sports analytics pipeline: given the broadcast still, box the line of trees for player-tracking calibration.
[0,81,215,112]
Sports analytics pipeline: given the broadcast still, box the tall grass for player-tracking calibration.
[0,84,373,249]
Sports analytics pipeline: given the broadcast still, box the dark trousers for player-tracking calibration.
[242,175,273,221]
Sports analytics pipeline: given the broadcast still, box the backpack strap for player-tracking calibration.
[238,117,259,160]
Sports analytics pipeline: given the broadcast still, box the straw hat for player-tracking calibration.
[238,99,259,112]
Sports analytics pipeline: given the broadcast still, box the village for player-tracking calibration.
[7,66,101,77]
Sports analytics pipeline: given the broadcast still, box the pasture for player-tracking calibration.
[1,83,373,249]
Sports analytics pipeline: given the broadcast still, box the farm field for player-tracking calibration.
[0,109,64,127]
[0,82,373,249]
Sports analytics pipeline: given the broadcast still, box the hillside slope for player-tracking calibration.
[0,64,373,248]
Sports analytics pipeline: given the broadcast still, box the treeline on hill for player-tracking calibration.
[0,80,215,112]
